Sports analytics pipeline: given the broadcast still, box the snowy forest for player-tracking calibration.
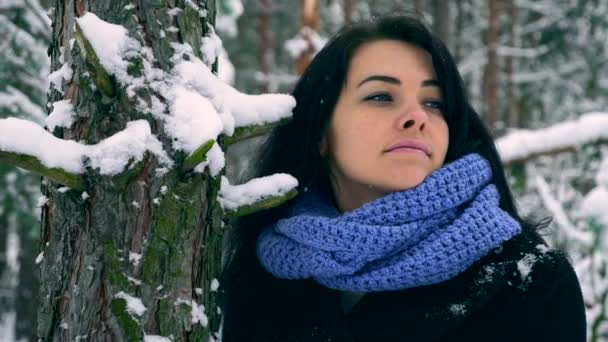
[1,0,608,341]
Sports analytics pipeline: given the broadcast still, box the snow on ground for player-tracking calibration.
[218,174,298,211]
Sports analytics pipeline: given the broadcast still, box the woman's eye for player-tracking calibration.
[363,92,393,103]
[424,100,444,111]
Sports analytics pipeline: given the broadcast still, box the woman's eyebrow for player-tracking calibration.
[422,79,440,87]
[357,75,440,88]
[357,75,401,87]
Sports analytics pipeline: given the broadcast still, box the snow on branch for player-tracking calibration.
[496,112,608,165]
[0,118,172,189]
[181,139,215,173]
[534,174,594,247]
[173,60,296,133]
[222,117,291,146]
[74,12,141,97]
[0,86,47,123]
[72,12,296,176]
[219,174,298,217]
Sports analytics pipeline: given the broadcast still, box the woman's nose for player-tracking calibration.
[397,103,428,131]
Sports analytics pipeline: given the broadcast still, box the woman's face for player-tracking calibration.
[321,39,449,212]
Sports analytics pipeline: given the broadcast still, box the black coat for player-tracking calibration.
[221,228,586,341]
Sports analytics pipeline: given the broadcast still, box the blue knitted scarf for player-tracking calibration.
[256,154,521,292]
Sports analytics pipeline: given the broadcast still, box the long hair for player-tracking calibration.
[220,15,538,339]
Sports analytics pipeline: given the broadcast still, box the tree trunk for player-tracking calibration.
[482,0,500,135]
[506,2,519,128]
[257,0,273,93]
[38,1,224,340]
[294,0,320,75]
[432,0,451,47]
[15,218,39,341]
[414,0,424,15]
[454,0,464,61]
[343,0,354,25]
[0,0,49,337]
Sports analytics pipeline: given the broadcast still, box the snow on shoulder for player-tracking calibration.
[218,174,298,211]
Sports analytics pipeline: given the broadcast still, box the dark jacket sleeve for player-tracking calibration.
[523,250,587,342]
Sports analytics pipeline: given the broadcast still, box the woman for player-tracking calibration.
[220,15,586,341]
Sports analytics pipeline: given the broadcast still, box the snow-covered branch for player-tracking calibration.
[219,174,298,217]
[497,112,608,165]
[534,173,594,247]
[221,117,291,146]
[0,118,172,189]
[74,14,118,98]
[181,139,215,173]
[0,150,83,189]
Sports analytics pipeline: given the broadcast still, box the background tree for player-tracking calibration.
[0,0,50,340]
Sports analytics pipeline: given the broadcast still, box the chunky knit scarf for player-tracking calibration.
[256,154,521,292]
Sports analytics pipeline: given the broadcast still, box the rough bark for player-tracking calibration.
[38,1,224,340]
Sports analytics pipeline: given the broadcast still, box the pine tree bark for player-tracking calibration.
[38,1,224,340]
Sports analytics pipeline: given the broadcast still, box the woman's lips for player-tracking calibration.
[388,146,428,155]
[384,139,431,156]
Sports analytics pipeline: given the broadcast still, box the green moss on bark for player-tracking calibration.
[110,298,144,342]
